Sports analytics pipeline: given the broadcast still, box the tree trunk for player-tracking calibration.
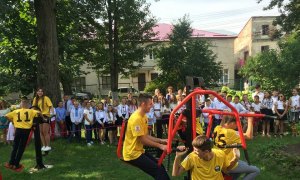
[62,83,72,95]
[107,0,119,101]
[112,0,119,101]
[34,0,61,106]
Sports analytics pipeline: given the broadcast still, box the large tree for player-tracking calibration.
[145,15,222,94]
[88,0,157,101]
[239,34,300,96]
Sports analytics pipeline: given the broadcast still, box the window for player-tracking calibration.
[262,25,269,35]
[131,88,138,93]
[261,46,269,52]
[73,77,86,90]
[219,69,229,84]
[151,73,158,80]
[102,76,111,89]
[120,88,128,93]
[149,51,154,60]
[244,51,249,61]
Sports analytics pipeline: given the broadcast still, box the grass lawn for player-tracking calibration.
[1,131,300,180]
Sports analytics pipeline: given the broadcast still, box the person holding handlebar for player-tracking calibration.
[123,93,170,180]
[172,135,240,180]
[213,113,260,180]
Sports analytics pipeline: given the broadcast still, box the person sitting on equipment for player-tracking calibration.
[213,114,260,180]
[123,93,170,180]
[172,135,240,179]
[5,100,46,169]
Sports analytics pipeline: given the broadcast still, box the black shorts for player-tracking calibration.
[106,122,115,131]
[41,115,51,124]
[277,109,287,120]
[261,109,272,121]
[161,114,169,125]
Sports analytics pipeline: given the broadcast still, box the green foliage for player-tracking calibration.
[221,86,230,93]
[239,34,300,97]
[260,0,300,39]
[88,0,157,78]
[149,15,222,94]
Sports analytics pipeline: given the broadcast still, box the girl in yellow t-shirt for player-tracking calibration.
[32,88,55,152]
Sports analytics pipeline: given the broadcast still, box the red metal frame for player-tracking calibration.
[117,89,269,167]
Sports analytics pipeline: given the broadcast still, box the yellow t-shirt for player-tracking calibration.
[213,125,241,169]
[196,117,203,135]
[123,111,148,161]
[6,109,38,129]
[181,149,230,180]
[32,96,53,117]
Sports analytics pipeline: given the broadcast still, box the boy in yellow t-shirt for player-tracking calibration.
[123,93,170,180]
[213,114,260,180]
[172,135,240,180]
[5,100,45,170]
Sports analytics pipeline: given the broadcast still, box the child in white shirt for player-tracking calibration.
[84,102,94,146]
[146,108,154,136]
[106,105,115,144]
[251,95,262,137]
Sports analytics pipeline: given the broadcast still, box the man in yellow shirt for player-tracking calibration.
[213,114,260,180]
[123,93,170,180]
[172,135,240,180]
[5,100,45,170]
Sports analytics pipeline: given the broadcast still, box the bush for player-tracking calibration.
[144,79,169,95]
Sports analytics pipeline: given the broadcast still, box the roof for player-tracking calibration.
[152,23,236,41]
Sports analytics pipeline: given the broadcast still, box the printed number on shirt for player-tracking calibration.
[135,126,141,132]
[17,111,30,122]
[213,132,226,148]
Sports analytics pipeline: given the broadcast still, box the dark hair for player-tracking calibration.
[64,94,69,97]
[227,95,232,98]
[34,88,45,109]
[263,90,271,100]
[0,100,7,109]
[255,84,261,89]
[138,93,152,107]
[21,96,28,100]
[162,98,170,108]
[223,91,227,94]
[235,96,240,99]
[153,95,158,103]
[254,95,259,99]
[71,96,76,100]
[293,88,299,92]
[83,98,88,101]
[205,99,211,102]
[132,98,137,106]
[169,94,177,104]
[192,135,211,152]
[58,101,63,104]
[90,100,95,103]
[224,115,236,124]
[278,92,286,101]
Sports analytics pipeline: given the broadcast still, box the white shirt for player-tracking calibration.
[252,103,262,112]
[84,108,94,125]
[276,100,285,110]
[161,106,171,115]
[201,106,211,123]
[130,105,138,114]
[213,101,226,119]
[170,103,177,111]
[146,108,154,119]
[95,110,106,124]
[118,104,129,119]
[290,95,300,112]
[50,108,56,122]
[233,103,247,113]
[262,98,273,109]
[252,92,264,102]
[70,107,83,123]
[106,112,115,124]
[196,95,205,103]
[63,100,72,116]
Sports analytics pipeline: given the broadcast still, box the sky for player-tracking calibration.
[147,0,282,35]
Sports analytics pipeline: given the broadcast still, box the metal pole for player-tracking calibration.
[33,117,45,169]
[156,118,162,158]
[185,85,192,180]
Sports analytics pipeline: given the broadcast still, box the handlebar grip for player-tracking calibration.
[244,149,251,166]
[166,153,170,172]
[264,115,277,119]
[222,144,243,148]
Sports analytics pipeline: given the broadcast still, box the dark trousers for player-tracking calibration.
[93,123,98,140]
[9,128,31,166]
[126,151,171,180]
[69,123,82,142]
[65,116,71,135]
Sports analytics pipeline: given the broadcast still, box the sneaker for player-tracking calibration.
[90,141,94,144]
[101,141,105,145]
[41,146,46,151]
[87,143,92,146]
[283,133,287,136]
[43,146,51,151]
[209,138,213,141]
[296,135,299,137]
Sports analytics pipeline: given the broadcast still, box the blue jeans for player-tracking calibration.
[290,112,299,123]
[69,123,82,142]
[228,160,260,180]
[85,125,92,143]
